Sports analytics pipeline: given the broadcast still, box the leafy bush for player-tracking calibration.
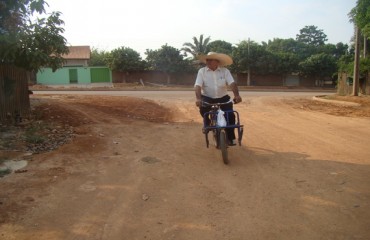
[25,124,45,144]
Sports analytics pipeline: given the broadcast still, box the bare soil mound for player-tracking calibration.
[1,93,369,240]
[285,95,370,118]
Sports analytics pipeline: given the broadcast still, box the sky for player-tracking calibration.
[44,0,357,57]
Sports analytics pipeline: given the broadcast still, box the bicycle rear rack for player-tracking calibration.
[203,110,244,148]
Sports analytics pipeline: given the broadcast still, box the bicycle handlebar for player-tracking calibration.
[201,99,234,107]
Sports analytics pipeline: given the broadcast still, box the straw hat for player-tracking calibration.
[198,52,233,66]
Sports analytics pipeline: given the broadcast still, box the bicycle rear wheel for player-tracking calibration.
[219,129,229,164]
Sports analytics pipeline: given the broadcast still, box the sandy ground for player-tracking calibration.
[0,92,370,240]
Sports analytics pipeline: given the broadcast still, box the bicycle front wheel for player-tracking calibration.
[219,129,229,164]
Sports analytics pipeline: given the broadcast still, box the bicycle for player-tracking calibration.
[201,100,244,164]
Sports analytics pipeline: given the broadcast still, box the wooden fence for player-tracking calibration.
[337,72,370,95]
[0,65,30,124]
[111,70,322,87]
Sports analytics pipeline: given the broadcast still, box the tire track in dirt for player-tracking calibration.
[1,94,370,240]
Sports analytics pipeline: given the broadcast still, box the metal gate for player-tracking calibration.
[285,74,300,86]
[90,68,110,83]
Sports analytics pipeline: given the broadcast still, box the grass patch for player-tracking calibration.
[0,157,11,177]
[0,158,7,165]
[24,123,46,144]
[31,109,45,121]
[0,168,11,178]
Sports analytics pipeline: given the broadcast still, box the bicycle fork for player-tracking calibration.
[204,128,227,149]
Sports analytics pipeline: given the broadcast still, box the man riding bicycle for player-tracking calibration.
[194,52,242,145]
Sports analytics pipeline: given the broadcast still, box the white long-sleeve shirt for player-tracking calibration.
[194,67,235,98]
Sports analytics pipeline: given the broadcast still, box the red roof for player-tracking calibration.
[62,46,91,60]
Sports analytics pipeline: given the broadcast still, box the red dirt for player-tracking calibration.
[0,93,369,240]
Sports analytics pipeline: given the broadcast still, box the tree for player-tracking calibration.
[0,0,68,124]
[106,47,145,72]
[231,40,253,74]
[232,40,275,75]
[181,34,211,59]
[299,53,337,86]
[349,0,370,38]
[146,44,191,84]
[266,38,301,74]
[207,40,233,55]
[320,42,349,59]
[349,0,370,95]
[0,0,69,71]
[266,38,300,53]
[359,56,370,74]
[89,48,110,66]
[296,25,328,47]
[273,52,300,75]
[105,47,146,83]
[267,37,314,62]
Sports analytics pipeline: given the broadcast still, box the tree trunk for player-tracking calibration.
[247,67,251,86]
[0,65,31,124]
[364,35,367,58]
[121,73,125,83]
[120,72,129,83]
[125,72,129,83]
[166,72,171,85]
[247,38,251,86]
[353,26,360,96]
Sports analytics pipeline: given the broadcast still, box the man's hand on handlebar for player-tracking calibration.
[196,96,241,107]
[233,96,242,104]
[196,99,201,107]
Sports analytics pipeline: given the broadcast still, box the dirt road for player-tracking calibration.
[1,92,370,240]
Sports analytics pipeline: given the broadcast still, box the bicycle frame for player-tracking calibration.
[202,101,244,148]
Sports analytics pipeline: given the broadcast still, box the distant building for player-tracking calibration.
[62,46,91,67]
[37,46,112,86]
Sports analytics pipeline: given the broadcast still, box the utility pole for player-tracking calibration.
[353,26,360,96]
[247,38,251,86]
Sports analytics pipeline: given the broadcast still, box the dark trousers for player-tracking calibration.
[199,95,236,141]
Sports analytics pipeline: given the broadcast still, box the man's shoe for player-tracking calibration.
[228,139,237,146]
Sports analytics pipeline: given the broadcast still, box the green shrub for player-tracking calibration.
[0,168,11,178]
[25,124,45,144]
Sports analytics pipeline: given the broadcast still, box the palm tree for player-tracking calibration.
[182,34,211,59]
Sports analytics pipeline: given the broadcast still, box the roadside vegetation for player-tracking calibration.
[1,0,369,87]
[0,0,369,126]
[0,156,11,178]
[88,0,369,92]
